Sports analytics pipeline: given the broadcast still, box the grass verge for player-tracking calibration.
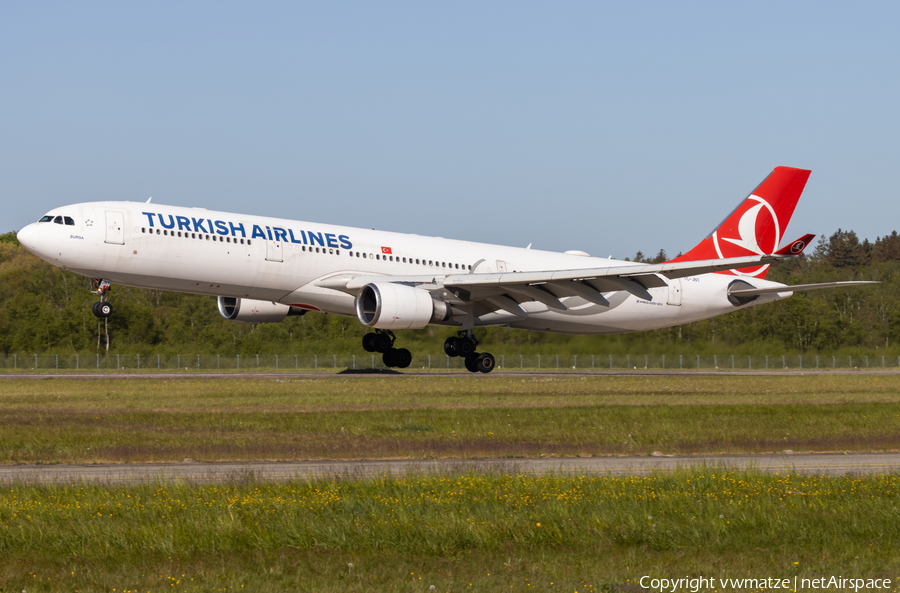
[2,375,900,463]
[1,469,898,591]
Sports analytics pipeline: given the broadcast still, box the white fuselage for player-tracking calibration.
[16,201,792,334]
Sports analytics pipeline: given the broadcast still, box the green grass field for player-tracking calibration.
[3,375,900,591]
[1,470,898,592]
[1,375,899,463]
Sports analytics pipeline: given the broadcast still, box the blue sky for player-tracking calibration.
[2,1,898,258]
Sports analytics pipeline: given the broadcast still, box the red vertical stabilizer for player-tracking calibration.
[669,166,811,278]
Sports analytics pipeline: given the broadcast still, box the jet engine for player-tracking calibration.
[217,297,305,323]
[355,282,451,330]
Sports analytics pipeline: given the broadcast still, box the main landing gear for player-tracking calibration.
[444,330,495,373]
[362,329,412,369]
[90,279,113,318]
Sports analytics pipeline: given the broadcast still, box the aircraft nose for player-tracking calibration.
[17,223,39,252]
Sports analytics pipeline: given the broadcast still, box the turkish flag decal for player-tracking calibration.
[381,246,392,254]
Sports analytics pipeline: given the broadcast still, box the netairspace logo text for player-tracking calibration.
[640,575,894,592]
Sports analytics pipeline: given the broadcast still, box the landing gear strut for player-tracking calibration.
[90,279,113,318]
[444,330,495,373]
[362,329,412,369]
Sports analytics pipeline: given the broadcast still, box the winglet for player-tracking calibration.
[774,233,815,256]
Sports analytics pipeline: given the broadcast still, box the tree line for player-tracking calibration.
[0,229,895,357]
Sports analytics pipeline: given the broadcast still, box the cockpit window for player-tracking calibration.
[39,215,53,223]
[53,216,63,224]
[64,216,75,226]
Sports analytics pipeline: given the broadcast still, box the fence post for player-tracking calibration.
[197,354,200,370]
[625,355,628,369]
[353,355,356,370]
[594,355,597,368]
[13,354,15,369]
[314,355,317,369]
[217,354,220,369]
[714,354,717,368]
[275,355,278,369]
[97,354,99,369]
[447,355,450,368]
[501,355,504,369]
[76,354,79,370]
[137,354,140,369]
[697,354,700,369]
[833,356,836,368]
[883,356,885,368]
[573,355,576,369]
[645,354,648,369]
[371,355,374,369]
[556,355,559,369]
[731,355,734,369]
[295,355,298,369]
[816,356,818,369]
[679,355,682,369]
[256,354,259,368]
[538,355,541,369]
[799,355,802,369]
[866,356,868,368]
[56,354,58,369]
[520,354,523,368]
[117,354,120,370]
[782,355,785,369]
[428,355,431,369]
[35,354,37,369]
[237,354,240,369]
[662,355,665,369]
[158,354,160,369]
[333,354,337,368]
[849,356,852,368]
[177,354,180,368]
[748,355,751,370]
[765,355,768,369]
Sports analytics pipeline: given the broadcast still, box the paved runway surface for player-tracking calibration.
[3,370,900,379]
[2,453,898,484]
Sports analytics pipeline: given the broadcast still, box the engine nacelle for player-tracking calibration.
[355,282,451,330]
[217,297,304,323]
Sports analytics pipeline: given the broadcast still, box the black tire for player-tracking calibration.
[91,302,102,318]
[98,302,112,318]
[395,348,412,369]
[464,354,479,373]
[443,337,459,357]
[475,352,495,373]
[362,333,378,353]
[382,348,398,367]
[374,333,392,353]
[456,337,476,357]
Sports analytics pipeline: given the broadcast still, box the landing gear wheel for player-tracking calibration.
[373,333,393,353]
[474,352,495,373]
[362,333,378,353]
[456,337,476,358]
[464,355,479,373]
[394,348,412,369]
[444,337,459,357]
[382,348,397,367]
[92,302,112,318]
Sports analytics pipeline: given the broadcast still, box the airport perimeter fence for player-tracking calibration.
[1,353,898,372]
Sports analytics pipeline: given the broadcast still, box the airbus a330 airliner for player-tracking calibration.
[16,166,874,373]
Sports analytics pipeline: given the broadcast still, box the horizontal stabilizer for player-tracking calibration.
[728,281,879,297]
[773,234,816,256]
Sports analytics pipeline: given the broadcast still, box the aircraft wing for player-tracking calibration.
[316,253,797,314]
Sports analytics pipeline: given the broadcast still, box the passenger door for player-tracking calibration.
[105,211,124,245]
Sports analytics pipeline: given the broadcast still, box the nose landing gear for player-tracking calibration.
[445,331,495,373]
[90,279,113,318]
[362,329,412,369]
